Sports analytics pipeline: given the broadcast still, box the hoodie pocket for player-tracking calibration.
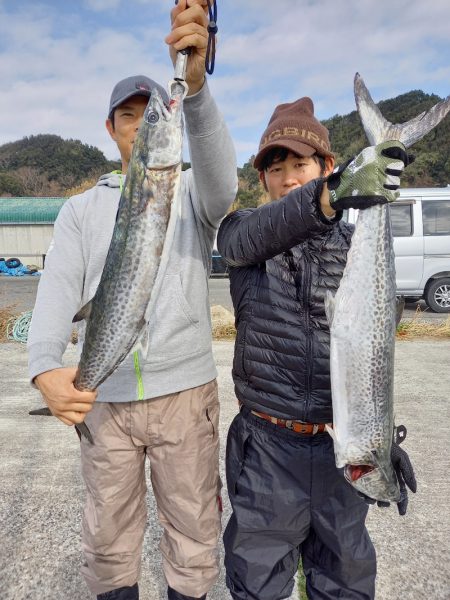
[145,272,201,362]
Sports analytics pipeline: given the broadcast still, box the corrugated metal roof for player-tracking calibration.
[0,197,67,223]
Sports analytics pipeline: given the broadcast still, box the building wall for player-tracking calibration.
[0,224,54,268]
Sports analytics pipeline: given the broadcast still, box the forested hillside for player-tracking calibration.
[324,90,450,187]
[0,90,448,205]
[235,90,450,209]
[0,134,119,196]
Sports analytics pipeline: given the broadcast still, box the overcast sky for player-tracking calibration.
[0,0,449,166]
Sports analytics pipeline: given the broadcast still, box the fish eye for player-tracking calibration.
[146,111,159,124]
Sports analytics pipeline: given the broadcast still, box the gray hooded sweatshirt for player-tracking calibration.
[27,83,237,402]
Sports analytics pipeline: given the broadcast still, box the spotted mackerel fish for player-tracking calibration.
[325,74,450,502]
[30,54,190,444]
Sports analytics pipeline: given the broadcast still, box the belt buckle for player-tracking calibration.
[285,420,293,430]
[292,421,309,434]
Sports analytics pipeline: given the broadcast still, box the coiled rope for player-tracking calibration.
[7,310,33,344]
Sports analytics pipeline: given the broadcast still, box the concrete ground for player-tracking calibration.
[1,338,449,600]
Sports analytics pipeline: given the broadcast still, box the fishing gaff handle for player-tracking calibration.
[174,47,191,82]
[173,0,217,77]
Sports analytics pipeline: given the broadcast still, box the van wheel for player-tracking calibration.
[424,278,450,313]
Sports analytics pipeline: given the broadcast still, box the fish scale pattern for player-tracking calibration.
[75,87,184,391]
[327,203,399,502]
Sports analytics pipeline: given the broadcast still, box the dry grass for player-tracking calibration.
[397,309,450,339]
[212,321,236,340]
[212,313,450,341]
[1,302,448,344]
[211,305,236,340]
[0,304,18,342]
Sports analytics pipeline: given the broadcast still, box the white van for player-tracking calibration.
[344,187,450,313]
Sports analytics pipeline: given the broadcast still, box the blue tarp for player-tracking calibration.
[0,260,40,276]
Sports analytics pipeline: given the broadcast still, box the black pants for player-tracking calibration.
[224,410,376,600]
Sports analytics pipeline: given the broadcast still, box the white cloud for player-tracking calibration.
[0,0,448,167]
[0,2,174,158]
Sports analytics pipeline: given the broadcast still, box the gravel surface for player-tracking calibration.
[1,338,449,600]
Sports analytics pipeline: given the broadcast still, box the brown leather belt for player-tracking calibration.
[251,409,331,435]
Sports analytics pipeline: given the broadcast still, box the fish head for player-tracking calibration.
[138,87,183,169]
[344,449,400,504]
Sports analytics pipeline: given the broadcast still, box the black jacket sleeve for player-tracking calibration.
[218,178,341,267]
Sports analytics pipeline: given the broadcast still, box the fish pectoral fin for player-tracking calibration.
[73,299,93,323]
[131,325,150,357]
[324,291,336,326]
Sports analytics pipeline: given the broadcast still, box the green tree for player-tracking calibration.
[0,173,25,196]
[234,156,265,209]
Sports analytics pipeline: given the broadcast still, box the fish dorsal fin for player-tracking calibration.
[73,300,93,323]
[354,73,450,148]
[324,290,336,326]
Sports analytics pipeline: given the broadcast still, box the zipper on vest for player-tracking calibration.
[302,245,313,419]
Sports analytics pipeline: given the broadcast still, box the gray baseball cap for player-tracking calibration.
[107,75,169,119]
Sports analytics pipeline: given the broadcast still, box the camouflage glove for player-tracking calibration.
[359,425,417,516]
[327,140,409,210]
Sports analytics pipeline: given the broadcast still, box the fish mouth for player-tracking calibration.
[345,464,375,482]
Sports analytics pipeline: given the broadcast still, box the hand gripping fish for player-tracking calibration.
[29,53,190,444]
[325,74,450,502]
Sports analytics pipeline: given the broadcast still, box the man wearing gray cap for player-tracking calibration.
[27,1,237,599]
[218,98,415,599]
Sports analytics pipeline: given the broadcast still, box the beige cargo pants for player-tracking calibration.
[79,380,221,597]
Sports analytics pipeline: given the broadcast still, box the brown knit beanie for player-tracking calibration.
[253,97,333,171]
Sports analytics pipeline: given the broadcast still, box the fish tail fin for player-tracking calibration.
[29,408,94,444]
[76,422,94,444]
[354,73,450,147]
[29,407,53,416]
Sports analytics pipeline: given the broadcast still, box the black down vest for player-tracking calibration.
[218,178,354,423]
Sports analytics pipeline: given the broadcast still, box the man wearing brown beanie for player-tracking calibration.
[217,97,416,600]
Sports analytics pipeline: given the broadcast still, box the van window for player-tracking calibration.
[422,200,450,236]
[389,203,413,237]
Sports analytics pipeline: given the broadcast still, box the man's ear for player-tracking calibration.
[259,170,268,192]
[324,156,335,177]
[105,118,116,141]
